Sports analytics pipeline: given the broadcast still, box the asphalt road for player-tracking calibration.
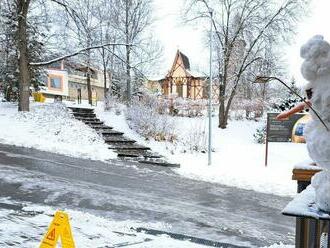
[0,143,295,247]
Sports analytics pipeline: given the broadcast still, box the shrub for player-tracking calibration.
[253,124,267,144]
[181,121,207,152]
[126,95,176,142]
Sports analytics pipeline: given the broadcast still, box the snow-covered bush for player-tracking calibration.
[104,94,121,113]
[181,121,207,152]
[171,98,207,117]
[253,124,266,144]
[126,95,176,142]
[232,98,266,120]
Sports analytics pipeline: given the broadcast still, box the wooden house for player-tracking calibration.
[150,50,219,101]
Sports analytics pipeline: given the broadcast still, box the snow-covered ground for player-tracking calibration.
[0,197,293,248]
[0,99,310,196]
[97,105,310,197]
[0,197,208,248]
[0,101,116,161]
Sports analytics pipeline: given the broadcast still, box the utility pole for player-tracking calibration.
[208,9,213,166]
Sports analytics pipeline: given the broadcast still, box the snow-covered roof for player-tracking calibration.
[186,69,206,78]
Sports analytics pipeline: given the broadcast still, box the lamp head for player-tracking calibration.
[254,76,271,84]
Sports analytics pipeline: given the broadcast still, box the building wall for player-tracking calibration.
[68,81,105,101]
[41,69,69,97]
[42,67,106,101]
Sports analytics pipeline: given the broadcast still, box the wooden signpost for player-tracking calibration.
[265,113,306,166]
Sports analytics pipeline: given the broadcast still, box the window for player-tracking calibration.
[48,75,63,90]
[177,84,183,98]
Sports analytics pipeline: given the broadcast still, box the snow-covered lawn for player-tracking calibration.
[0,101,116,161]
[97,106,310,197]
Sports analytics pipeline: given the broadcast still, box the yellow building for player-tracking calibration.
[40,60,106,101]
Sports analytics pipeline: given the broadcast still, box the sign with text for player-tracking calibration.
[266,113,306,142]
[264,112,307,167]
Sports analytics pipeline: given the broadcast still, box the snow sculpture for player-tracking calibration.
[301,35,330,212]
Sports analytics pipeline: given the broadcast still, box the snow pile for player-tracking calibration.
[301,35,330,212]
[0,102,116,160]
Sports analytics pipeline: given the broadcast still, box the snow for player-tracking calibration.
[294,159,321,170]
[300,35,330,82]
[0,198,207,248]
[262,245,293,248]
[0,101,116,161]
[97,104,310,197]
[0,98,311,197]
[301,35,330,212]
[282,185,330,220]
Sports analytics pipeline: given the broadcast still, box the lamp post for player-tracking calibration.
[254,76,329,131]
[208,9,213,166]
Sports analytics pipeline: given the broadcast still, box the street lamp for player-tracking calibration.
[254,76,329,131]
[208,9,213,166]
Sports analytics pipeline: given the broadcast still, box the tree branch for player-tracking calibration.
[30,43,133,66]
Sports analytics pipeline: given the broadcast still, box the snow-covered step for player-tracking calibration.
[73,113,96,118]
[68,107,94,113]
[75,117,101,122]
[104,137,136,144]
[138,159,180,168]
[109,144,151,151]
[84,121,104,125]
[99,130,124,136]
[117,150,162,159]
[89,125,113,130]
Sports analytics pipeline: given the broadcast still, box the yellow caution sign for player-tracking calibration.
[40,211,75,248]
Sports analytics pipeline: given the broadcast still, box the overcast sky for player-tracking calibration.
[151,0,330,87]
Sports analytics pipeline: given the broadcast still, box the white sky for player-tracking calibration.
[151,0,330,86]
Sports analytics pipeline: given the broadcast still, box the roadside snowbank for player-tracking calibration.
[98,106,310,197]
[0,102,116,161]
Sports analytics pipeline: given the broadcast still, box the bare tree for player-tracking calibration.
[185,0,308,128]
[112,0,153,103]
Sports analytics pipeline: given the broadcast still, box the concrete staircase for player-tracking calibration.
[69,107,179,168]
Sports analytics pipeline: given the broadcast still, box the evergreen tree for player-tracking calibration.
[272,78,303,112]
[0,0,45,102]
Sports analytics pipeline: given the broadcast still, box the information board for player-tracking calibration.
[264,112,307,167]
[266,113,306,142]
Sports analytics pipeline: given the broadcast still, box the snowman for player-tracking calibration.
[300,35,330,212]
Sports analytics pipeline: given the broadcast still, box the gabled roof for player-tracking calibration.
[165,50,206,79]
[167,50,190,77]
[179,51,190,70]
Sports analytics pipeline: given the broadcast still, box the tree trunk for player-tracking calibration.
[126,45,131,103]
[17,0,31,112]
[87,67,92,105]
[102,47,107,98]
[218,84,227,129]
[125,0,131,104]
[86,47,92,105]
